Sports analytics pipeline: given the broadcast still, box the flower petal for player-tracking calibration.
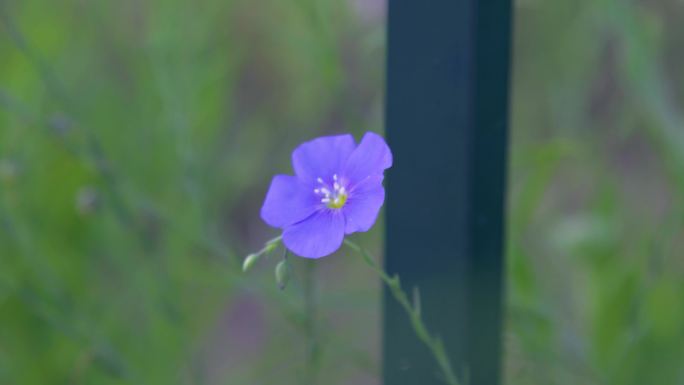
[283,210,346,258]
[343,175,385,234]
[343,132,392,183]
[292,134,356,182]
[261,175,318,228]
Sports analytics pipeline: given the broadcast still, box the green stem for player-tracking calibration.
[303,259,319,385]
[343,239,461,385]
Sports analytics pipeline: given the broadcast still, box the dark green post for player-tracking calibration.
[383,0,512,384]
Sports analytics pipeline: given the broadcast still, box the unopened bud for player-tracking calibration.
[275,259,291,290]
[242,253,260,272]
[264,237,280,253]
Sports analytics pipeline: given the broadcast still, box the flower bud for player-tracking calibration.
[264,237,280,253]
[242,253,260,272]
[275,259,291,290]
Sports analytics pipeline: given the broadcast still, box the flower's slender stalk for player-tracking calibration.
[344,239,461,385]
[303,259,320,385]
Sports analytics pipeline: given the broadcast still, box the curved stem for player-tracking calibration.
[343,239,461,385]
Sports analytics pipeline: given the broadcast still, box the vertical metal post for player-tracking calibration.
[384,0,512,384]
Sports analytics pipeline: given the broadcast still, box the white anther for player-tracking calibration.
[314,173,348,208]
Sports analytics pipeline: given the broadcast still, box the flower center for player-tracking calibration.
[314,174,348,209]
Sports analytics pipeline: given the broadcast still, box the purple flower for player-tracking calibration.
[260,132,392,258]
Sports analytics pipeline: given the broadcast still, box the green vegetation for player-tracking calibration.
[508,1,684,383]
[1,0,682,384]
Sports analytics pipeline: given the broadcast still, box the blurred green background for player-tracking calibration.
[1,0,682,384]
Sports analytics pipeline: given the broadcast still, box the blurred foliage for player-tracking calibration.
[507,0,684,384]
[1,0,683,384]
[0,0,383,384]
